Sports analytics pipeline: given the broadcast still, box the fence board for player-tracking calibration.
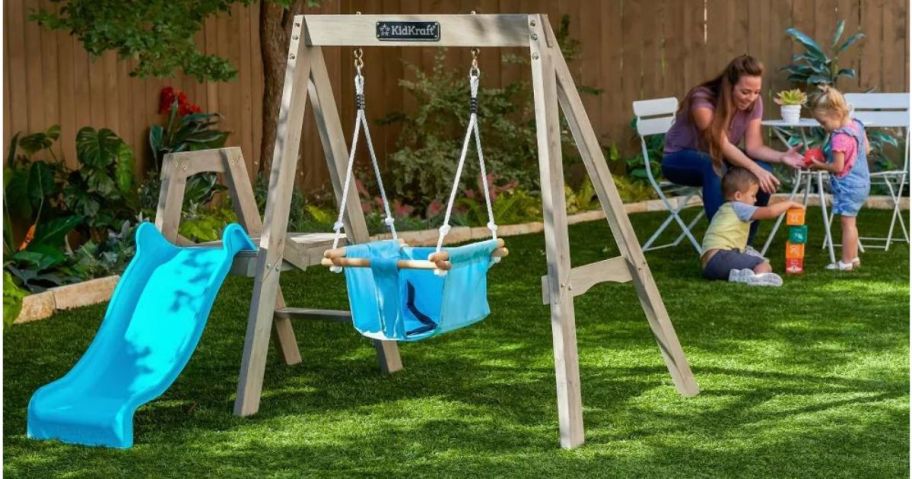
[3,0,908,185]
[882,0,906,92]
[860,0,884,91]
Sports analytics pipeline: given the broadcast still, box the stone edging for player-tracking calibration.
[15,276,120,324]
[13,195,907,324]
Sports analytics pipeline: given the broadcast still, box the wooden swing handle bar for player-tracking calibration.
[320,239,508,271]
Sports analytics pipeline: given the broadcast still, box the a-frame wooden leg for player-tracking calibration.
[235,19,313,416]
[545,20,699,397]
[529,16,584,449]
[306,43,403,374]
[223,148,302,366]
[155,148,303,367]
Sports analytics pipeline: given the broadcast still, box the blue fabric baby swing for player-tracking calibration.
[323,48,505,342]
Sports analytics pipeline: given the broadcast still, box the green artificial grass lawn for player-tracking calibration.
[4,207,909,478]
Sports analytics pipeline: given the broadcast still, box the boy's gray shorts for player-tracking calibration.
[702,249,766,280]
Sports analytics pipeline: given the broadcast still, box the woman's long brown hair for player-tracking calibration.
[678,55,764,172]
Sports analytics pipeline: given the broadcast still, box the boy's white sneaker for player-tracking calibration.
[728,268,784,287]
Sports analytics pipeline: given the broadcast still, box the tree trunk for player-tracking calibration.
[259,1,308,177]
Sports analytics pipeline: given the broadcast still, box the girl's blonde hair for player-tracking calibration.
[808,85,850,120]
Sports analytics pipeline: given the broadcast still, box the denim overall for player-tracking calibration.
[829,118,871,216]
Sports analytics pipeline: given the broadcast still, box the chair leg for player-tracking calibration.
[642,191,702,253]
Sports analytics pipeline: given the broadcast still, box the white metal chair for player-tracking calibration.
[633,98,704,254]
[828,93,910,251]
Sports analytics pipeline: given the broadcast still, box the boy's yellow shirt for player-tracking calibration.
[702,201,758,254]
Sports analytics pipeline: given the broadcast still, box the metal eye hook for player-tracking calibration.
[470,48,480,77]
[354,48,364,70]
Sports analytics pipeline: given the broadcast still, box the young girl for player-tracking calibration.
[807,86,871,271]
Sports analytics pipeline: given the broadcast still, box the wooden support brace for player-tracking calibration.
[540,256,632,305]
[544,20,699,398]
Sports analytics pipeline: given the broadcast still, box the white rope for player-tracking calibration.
[360,108,397,240]
[329,71,397,272]
[434,73,498,259]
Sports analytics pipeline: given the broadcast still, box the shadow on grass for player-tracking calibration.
[4,208,908,478]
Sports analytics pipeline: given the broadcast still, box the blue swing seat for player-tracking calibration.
[342,239,499,342]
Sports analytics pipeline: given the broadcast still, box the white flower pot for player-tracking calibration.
[780,105,802,124]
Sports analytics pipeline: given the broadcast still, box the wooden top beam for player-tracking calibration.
[301,14,532,47]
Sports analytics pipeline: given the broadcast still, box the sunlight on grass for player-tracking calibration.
[4,208,908,478]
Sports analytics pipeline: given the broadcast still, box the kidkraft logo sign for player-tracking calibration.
[376,21,440,41]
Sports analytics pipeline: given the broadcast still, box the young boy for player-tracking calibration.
[701,167,804,286]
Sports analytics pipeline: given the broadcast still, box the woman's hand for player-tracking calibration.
[753,167,780,194]
[780,146,805,169]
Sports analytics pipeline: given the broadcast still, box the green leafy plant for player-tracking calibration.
[565,178,599,215]
[3,271,28,331]
[69,221,138,280]
[613,175,658,203]
[179,206,239,243]
[64,127,137,236]
[622,119,664,183]
[149,93,229,171]
[778,20,901,177]
[783,19,864,88]
[774,89,808,106]
[4,127,85,293]
[382,50,538,209]
[383,15,594,212]
[141,92,230,216]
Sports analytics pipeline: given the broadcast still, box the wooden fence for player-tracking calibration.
[4,0,909,191]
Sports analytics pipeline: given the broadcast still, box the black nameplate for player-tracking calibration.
[376,21,441,42]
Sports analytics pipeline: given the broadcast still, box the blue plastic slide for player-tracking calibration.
[27,222,255,448]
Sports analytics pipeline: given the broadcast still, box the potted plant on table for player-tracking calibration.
[774,89,807,124]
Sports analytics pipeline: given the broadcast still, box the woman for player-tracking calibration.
[662,55,805,245]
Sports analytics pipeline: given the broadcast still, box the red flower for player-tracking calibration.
[158,87,176,114]
[160,87,202,116]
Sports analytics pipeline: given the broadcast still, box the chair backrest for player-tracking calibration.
[633,97,678,136]
[844,92,909,128]
[632,97,678,187]
[844,92,910,171]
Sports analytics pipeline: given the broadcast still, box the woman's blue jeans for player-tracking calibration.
[661,148,773,245]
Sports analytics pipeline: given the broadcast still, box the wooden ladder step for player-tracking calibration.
[273,308,352,322]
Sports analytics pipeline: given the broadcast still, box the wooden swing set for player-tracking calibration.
[154,13,698,449]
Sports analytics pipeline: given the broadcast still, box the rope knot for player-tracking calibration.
[333,221,344,232]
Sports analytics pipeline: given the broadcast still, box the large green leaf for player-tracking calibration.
[831,19,845,48]
[30,215,82,248]
[114,143,135,194]
[837,32,865,54]
[149,124,164,164]
[836,68,857,79]
[11,246,66,271]
[18,125,60,156]
[3,271,28,331]
[807,74,833,85]
[84,168,118,196]
[76,127,124,168]
[4,163,33,220]
[6,132,20,167]
[786,27,826,60]
[27,160,58,208]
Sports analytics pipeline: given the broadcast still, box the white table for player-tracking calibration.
[759,119,840,266]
